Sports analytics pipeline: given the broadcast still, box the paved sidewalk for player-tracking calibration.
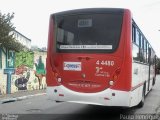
[0,89,46,104]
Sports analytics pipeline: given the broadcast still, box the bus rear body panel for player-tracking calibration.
[46,8,146,107]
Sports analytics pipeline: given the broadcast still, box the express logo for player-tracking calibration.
[65,64,80,69]
[64,62,81,71]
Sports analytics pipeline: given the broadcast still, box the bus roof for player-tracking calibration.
[52,8,125,16]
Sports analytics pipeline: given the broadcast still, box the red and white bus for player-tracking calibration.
[46,8,156,107]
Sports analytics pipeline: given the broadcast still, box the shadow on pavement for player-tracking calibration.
[17,105,138,120]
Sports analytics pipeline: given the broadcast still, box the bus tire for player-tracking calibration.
[137,86,145,108]
[152,78,156,86]
[55,101,63,103]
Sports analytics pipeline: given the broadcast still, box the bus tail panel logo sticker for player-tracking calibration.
[64,62,81,71]
[60,45,112,50]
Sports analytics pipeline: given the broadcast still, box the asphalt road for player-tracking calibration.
[1,75,160,120]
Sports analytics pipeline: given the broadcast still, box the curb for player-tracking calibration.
[0,98,17,104]
[0,93,46,104]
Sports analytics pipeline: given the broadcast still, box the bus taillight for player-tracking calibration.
[109,81,114,86]
[109,69,120,86]
[112,68,121,81]
[57,78,62,83]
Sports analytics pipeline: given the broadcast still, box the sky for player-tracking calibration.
[0,0,160,57]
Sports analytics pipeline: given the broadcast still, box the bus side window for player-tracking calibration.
[146,42,149,64]
[135,28,140,46]
[148,46,151,64]
[150,48,154,65]
[132,25,136,42]
[142,37,145,63]
[133,43,140,62]
[151,49,154,65]
[132,28,141,62]
[139,35,144,62]
[143,39,147,63]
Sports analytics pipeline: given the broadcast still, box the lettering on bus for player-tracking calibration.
[78,19,92,28]
[64,62,81,71]
[68,83,101,88]
[60,45,112,50]
[95,67,110,77]
[96,60,115,66]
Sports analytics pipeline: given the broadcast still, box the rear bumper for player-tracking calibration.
[47,86,131,107]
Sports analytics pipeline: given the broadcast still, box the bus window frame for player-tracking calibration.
[132,21,150,65]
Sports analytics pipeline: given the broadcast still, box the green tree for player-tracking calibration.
[0,12,25,51]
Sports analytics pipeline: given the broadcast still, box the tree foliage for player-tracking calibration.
[0,12,25,51]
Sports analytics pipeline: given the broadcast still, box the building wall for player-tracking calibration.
[0,48,47,95]
[11,30,31,49]
[0,50,7,94]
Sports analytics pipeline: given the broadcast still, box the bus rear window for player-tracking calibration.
[55,13,123,53]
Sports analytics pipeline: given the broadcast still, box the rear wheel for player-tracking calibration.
[152,77,156,86]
